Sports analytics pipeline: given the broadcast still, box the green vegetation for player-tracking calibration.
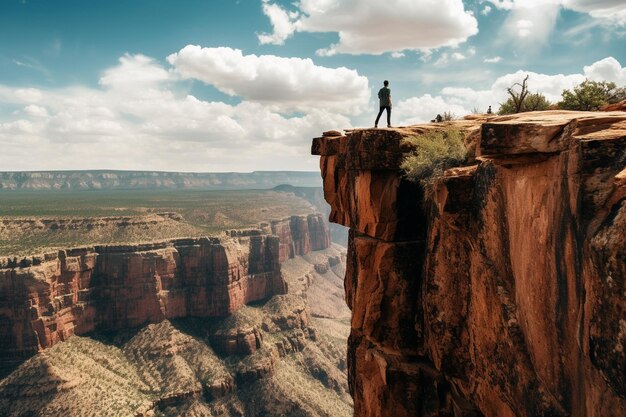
[497,75,626,114]
[498,75,553,114]
[558,80,626,111]
[401,127,468,189]
[499,92,552,114]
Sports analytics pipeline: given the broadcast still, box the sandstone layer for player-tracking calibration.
[312,111,626,417]
[0,244,352,417]
[0,213,331,376]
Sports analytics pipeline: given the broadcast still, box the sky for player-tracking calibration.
[0,0,625,172]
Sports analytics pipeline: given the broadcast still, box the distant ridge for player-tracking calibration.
[0,170,322,191]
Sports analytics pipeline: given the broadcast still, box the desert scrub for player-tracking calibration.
[401,127,468,189]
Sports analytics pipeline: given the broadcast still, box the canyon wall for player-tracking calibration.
[312,112,626,417]
[261,213,332,262]
[0,213,330,376]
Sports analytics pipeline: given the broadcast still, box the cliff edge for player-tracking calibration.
[312,111,626,417]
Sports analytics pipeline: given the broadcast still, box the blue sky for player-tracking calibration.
[0,0,625,171]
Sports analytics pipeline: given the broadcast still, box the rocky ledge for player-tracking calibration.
[312,111,626,417]
[0,213,331,376]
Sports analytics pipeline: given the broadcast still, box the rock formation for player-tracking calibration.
[0,243,352,417]
[0,214,330,377]
[261,214,332,262]
[312,111,626,417]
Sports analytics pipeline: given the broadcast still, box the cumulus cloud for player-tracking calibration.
[0,53,354,171]
[394,94,468,125]
[258,0,478,55]
[167,45,370,114]
[583,56,626,85]
[393,56,625,124]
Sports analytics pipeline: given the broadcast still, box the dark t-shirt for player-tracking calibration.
[378,87,391,107]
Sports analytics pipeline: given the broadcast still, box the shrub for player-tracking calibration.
[498,75,552,114]
[442,111,456,121]
[401,127,467,189]
[558,80,625,111]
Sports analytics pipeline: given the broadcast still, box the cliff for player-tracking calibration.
[312,111,626,417]
[0,213,331,376]
[262,214,333,262]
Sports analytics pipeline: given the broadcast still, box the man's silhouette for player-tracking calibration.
[375,80,392,128]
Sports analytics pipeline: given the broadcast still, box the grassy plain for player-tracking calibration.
[0,188,315,256]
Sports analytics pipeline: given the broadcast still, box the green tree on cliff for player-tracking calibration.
[558,80,626,111]
[498,75,552,114]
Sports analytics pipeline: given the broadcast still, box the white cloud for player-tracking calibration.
[516,19,534,37]
[484,56,502,63]
[258,0,478,55]
[482,5,492,15]
[257,0,299,45]
[583,56,626,85]
[100,54,170,89]
[487,0,626,43]
[434,50,471,66]
[390,52,405,59]
[563,0,626,25]
[23,104,49,118]
[394,56,625,124]
[167,45,370,114]
[394,94,468,125]
[0,53,354,171]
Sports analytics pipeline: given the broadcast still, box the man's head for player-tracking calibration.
[384,80,389,86]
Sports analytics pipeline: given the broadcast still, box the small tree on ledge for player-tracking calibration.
[498,75,552,114]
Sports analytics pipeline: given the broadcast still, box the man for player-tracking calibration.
[375,80,392,128]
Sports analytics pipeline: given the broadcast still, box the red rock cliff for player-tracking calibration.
[262,213,332,262]
[0,214,331,375]
[312,111,626,417]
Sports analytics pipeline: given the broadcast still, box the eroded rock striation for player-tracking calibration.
[0,214,330,376]
[261,214,332,262]
[312,111,626,417]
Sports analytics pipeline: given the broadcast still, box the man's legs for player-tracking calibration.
[375,106,385,127]
[386,106,391,127]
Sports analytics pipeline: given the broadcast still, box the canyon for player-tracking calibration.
[0,213,329,376]
[0,209,354,417]
[312,111,625,417]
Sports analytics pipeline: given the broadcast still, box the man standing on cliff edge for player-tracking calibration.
[375,80,392,128]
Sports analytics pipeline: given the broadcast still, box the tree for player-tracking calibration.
[498,75,552,114]
[523,93,552,111]
[558,80,624,111]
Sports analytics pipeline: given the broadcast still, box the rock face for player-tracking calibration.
[312,111,626,417]
[262,213,332,262]
[0,215,331,376]
[0,246,352,417]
